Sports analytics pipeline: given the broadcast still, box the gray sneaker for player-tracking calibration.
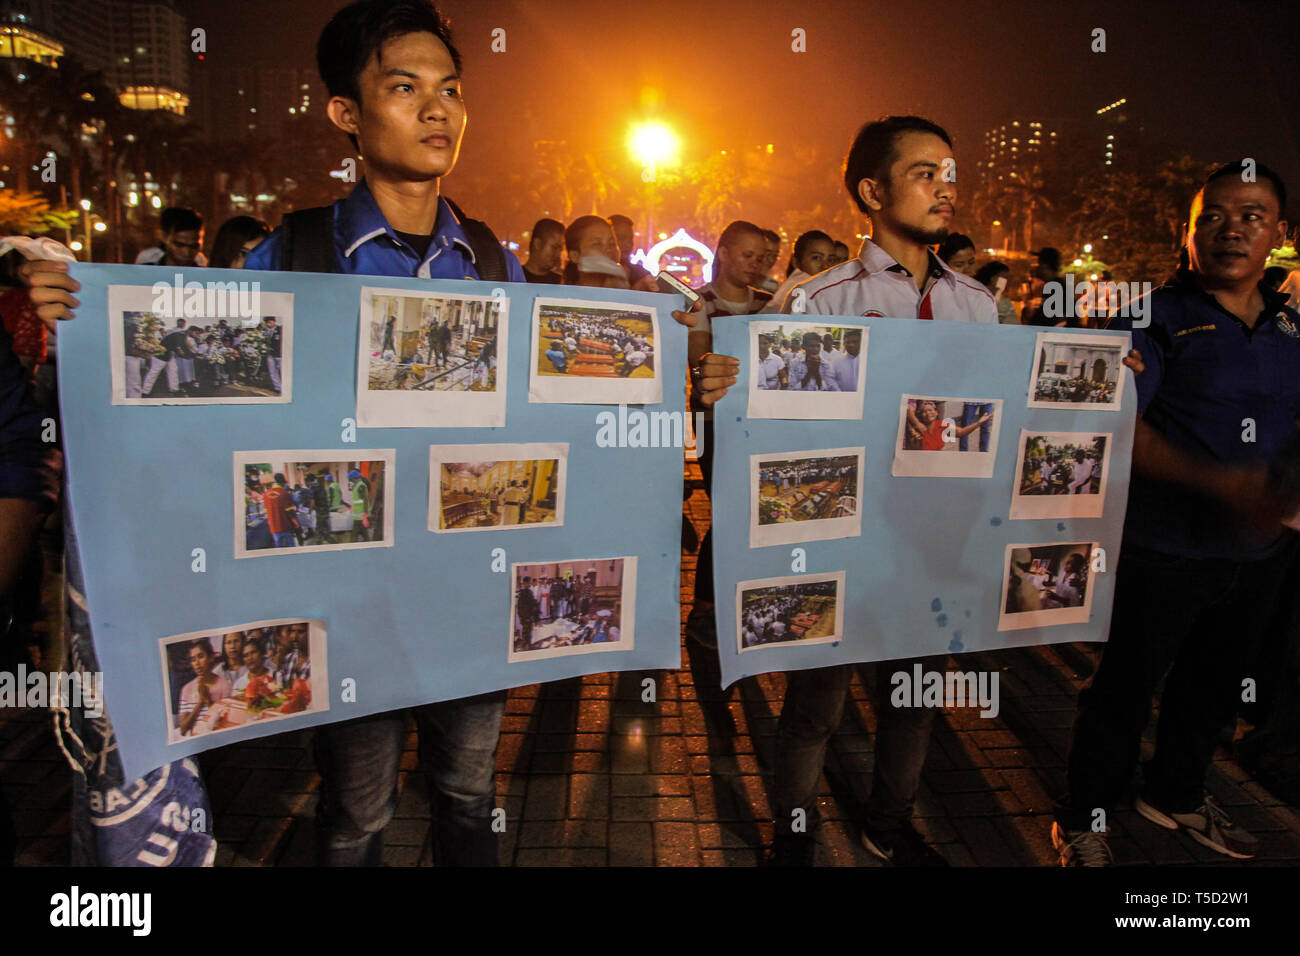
[1051,821,1113,867]
[1135,793,1259,859]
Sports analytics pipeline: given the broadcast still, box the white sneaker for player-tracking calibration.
[1135,793,1259,859]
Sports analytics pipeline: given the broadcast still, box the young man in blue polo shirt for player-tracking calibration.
[1053,162,1300,866]
[21,0,738,867]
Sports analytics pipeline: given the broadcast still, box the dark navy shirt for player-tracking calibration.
[0,322,60,507]
[1123,271,1300,560]
[245,178,524,283]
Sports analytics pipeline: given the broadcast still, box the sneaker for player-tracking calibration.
[1135,793,1258,860]
[860,822,948,866]
[1051,821,1113,867]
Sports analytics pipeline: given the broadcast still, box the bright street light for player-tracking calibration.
[627,120,679,168]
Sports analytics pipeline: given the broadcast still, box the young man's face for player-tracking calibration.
[918,400,938,423]
[720,233,767,287]
[1188,177,1288,288]
[758,339,770,360]
[612,223,635,262]
[862,131,955,246]
[532,232,563,271]
[843,331,862,356]
[761,238,779,275]
[340,31,466,182]
[163,229,203,266]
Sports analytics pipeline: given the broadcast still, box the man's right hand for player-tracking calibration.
[18,259,81,330]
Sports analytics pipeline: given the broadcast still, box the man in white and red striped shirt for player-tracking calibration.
[773,116,989,868]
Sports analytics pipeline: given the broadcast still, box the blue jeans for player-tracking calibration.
[958,402,993,452]
[313,691,507,866]
[272,531,296,548]
[773,657,940,836]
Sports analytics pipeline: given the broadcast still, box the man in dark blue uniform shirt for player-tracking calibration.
[1053,161,1300,866]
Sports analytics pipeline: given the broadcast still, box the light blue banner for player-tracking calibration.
[60,264,687,782]
[711,316,1136,688]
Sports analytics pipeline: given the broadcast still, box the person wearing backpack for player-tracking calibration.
[18,0,739,870]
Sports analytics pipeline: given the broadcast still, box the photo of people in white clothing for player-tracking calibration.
[747,320,867,420]
[1010,431,1112,520]
[109,285,294,405]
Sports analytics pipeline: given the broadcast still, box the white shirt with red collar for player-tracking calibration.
[784,237,996,323]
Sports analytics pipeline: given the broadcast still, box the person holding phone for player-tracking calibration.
[974,260,1019,324]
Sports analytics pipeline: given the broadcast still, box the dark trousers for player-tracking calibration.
[313,691,507,866]
[688,419,715,612]
[1055,539,1297,830]
[773,657,941,836]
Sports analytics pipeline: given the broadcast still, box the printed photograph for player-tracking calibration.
[160,618,327,745]
[528,298,662,405]
[366,291,502,392]
[892,395,1002,479]
[356,287,509,427]
[747,320,868,420]
[750,447,864,548]
[510,557,637,662]
[233,450,396,558]
[1027,332,1128,411]
[736,572,845,652]
[430,442,567,533]
[108,285,294,405]
[998,542,1096,631]
[1010,431,1112,520]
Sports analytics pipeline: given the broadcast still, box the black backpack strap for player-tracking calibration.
[444,197,508,283]
[278,205,338,273]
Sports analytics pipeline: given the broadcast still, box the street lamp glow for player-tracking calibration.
[93,221,107,232]
[627,121,679,167]
[70,240,83,251]
[79,198,91,211]
[1083,243,1092,254]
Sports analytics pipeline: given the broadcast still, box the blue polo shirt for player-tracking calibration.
[1122,270,1300,560]
[245,178,524,283]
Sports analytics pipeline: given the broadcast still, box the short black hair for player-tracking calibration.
[318,0,462,149]
[715,220,765,257]
[530,217,564,247]
[843,115,952,214]
[160,206,203,234]
[937,232,974,263]
[973,261,1009,286]
[760,228,780,245]
[1203,161,1287,217]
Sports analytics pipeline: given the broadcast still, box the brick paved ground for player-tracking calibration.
[4,476,1300,866]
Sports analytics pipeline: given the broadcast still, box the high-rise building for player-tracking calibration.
[0,0,189,112]
[980,119,1059,188]
[224,66,325,138]
[111,0,190,115]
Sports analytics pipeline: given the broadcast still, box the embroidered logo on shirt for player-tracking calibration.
[1173,324,1217,337]
[861,310,885,318]
[1277,313,1300,338]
